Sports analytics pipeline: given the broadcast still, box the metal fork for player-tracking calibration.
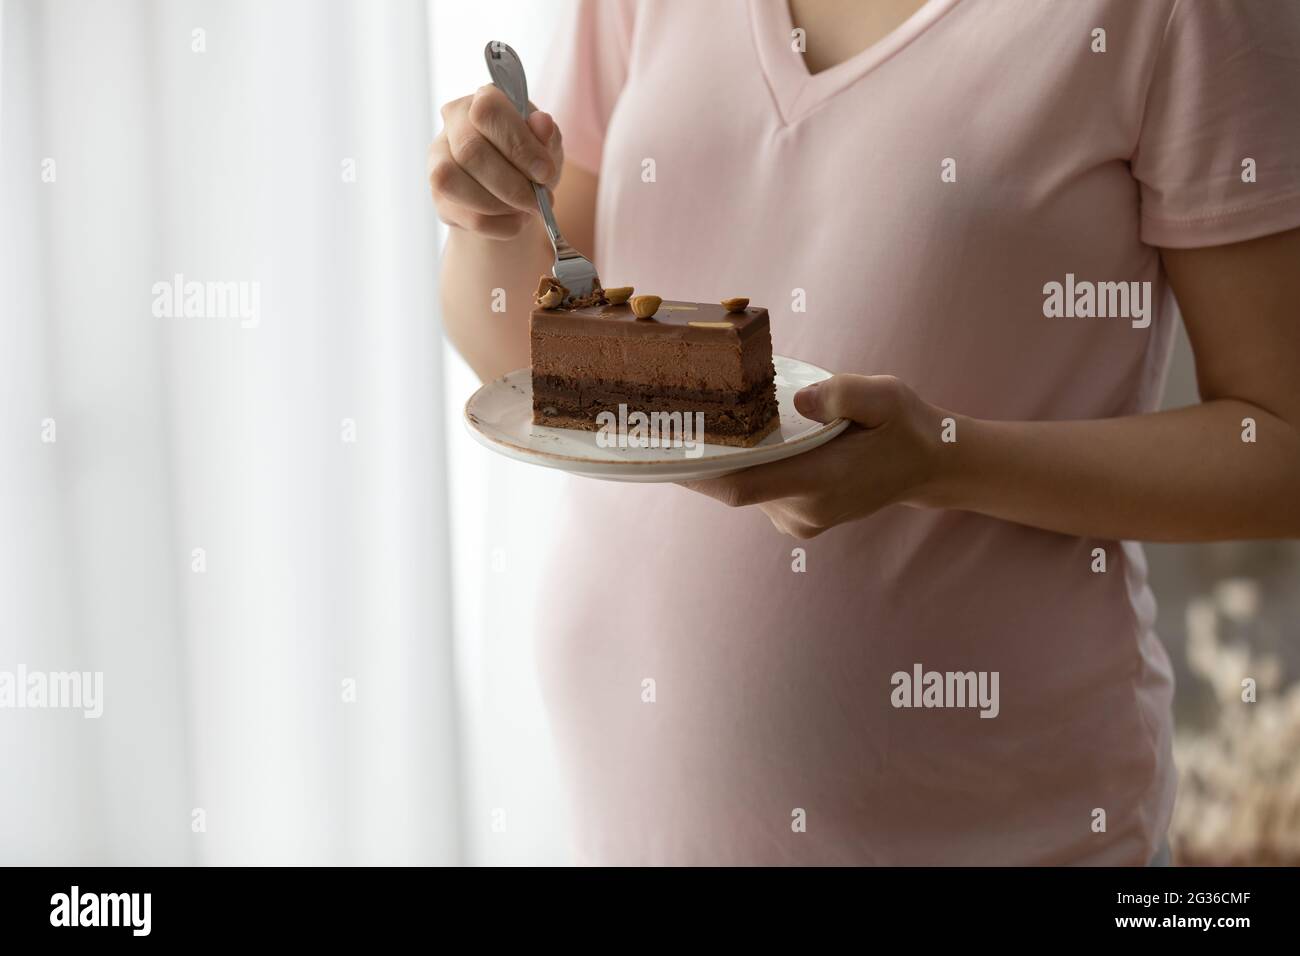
[484,41,600,304]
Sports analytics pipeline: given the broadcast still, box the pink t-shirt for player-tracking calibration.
[534,0,1300,865]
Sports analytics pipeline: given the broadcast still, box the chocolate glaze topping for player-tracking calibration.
[533,300,768,342]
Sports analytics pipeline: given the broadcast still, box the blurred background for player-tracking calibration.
[1,0,1296,866]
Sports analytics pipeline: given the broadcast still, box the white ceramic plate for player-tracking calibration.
[463,354,849,482]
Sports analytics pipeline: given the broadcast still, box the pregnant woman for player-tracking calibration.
[432,0,1300,864]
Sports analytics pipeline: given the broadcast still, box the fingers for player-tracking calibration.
[681,472,825,538]
[794,373,905,427]
[430,90,564,238]
[679,454,812,508]
[759,504,823,540]
[526,109,558,152]
[526,107,563,185]
[445,118,539,213]
[445,208,531,240]
[429,142,529,237]
[468,86,559,186]
[427,138,518,216]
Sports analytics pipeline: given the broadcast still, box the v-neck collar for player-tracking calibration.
[748,0,963,125]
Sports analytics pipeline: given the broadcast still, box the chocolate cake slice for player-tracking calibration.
[530,286,779,448]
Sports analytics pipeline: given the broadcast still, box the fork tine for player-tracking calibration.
[554,254,600,304]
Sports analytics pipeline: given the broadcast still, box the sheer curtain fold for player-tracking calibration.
[0,0,460,864]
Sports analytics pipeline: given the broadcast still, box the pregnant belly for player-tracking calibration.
[531,482,1169,864]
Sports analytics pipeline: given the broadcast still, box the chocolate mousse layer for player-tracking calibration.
[529,298,779,448]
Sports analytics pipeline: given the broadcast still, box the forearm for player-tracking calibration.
[923,400,1300,541]
[440,220,552,382]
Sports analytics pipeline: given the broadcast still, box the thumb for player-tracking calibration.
[527,110,556,145]
[793,374,903,427]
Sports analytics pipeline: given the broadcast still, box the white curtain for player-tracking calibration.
[432,0,574,867]
[0,0,461,864]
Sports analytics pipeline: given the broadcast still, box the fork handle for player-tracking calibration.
[531,182,572,258]
[484,41,568,259]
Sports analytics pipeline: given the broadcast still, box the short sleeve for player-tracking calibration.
[534,0,638,175]
[1133,0,1300,248]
